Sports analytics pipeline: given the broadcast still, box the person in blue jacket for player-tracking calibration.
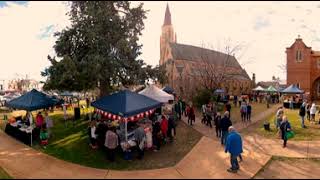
[225,126,243,173]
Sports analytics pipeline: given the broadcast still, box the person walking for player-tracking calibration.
[105,127,119,162]
[246,102,252,122]
[160,115,168,142]
[206,104,213,128]
[168,111,176,142]
[188,104,195,126]
[214,112,222,138]
[306,103,311,121]
[134,126,146,160]
[240,101,247,123]
[233,95,238,107]
[299,102,306,128]
[280,116,292,148]
[310,103,316,123]
[44,111,53,138]
[152,120,162,151]
[220,111,232,145]
[89,120,98,149]
[225,126,243,173]
[201,104,207,124]
[226,102,232,119]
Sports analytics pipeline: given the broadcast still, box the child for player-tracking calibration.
[40,125,49,148]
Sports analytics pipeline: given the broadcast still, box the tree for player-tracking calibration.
[181,42,251,96]
[42,1,155,96]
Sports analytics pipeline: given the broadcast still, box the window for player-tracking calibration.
[296,50,303,62]
[317,59,320,69]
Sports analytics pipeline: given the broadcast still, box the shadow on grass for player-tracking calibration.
[33,111,203,170]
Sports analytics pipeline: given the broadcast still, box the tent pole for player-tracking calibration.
[125,119,128,142]
[30,111,32,147]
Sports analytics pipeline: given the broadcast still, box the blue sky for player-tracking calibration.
[0,1,27,8]
[1,1,320,84]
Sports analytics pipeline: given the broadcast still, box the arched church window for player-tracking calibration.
[296,50,303,62]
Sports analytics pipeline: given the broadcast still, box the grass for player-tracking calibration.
[253,156,320,179]
[250,109,320,141]
[0,167,12,179]
[1,107,202,170]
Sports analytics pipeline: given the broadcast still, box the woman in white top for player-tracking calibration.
[89,121,98,149]
[45,112,53,138]
[310,103,317,123]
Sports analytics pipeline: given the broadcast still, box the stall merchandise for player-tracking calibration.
[5,122,36,145]
[5,89,60,146]
[91,90,162,143]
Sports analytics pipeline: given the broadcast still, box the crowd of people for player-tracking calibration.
[87,100,182,162]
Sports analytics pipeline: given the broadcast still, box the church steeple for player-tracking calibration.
[163,3,172,26]
[160,3,176,66]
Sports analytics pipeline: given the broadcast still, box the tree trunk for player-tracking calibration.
[99,81,111,98]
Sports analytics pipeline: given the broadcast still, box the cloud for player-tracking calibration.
[0,1,28,8]
[38,25,55,39]
[253,16,271,31]
[0,1,70,81]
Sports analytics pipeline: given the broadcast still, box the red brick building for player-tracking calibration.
[286,36,320,100]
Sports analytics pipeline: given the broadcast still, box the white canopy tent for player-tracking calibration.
[252,86,265,91]
[139,85,174,103]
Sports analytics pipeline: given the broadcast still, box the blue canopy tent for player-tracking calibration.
[5,89,60,146]
[281,84,304,94]
[162,86,175,95]
[59,91,74,97]
[6,89,59,111]
[91,90,162,141]
[214,89,225,94]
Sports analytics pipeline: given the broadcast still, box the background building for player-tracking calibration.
[159,4,252,99]
[286,36,320,100]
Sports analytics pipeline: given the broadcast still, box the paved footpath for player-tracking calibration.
[0,104,319,179]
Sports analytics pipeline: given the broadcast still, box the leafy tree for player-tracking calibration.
[42,1,160,96]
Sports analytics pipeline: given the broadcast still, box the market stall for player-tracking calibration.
[252,86,265,92]
[281,84,304,109]
[91,90,162,151]
[139,85,174,103]
[162,86,175,95]
[5,89,60,146]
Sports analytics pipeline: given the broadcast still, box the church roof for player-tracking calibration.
[169,43,241,68]
[312,51,320,56]
[163,4,172,26]
[169,42,251,80]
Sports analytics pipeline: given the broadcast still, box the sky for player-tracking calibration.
[1,1,320,83]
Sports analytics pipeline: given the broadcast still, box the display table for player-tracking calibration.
[4,123,37,146]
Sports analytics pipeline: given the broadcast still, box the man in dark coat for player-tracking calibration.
[220,111,232,145]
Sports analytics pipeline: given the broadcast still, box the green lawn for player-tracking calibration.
[252,109,320,141]
[0,167,12,179]
[25,109,202,170]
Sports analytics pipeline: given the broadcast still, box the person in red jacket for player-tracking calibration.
[160,115,168,141]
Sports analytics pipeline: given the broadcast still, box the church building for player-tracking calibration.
[286,36,320,100]
[159,4,252,99]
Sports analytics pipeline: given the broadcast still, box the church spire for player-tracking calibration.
[163,3,172,26]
